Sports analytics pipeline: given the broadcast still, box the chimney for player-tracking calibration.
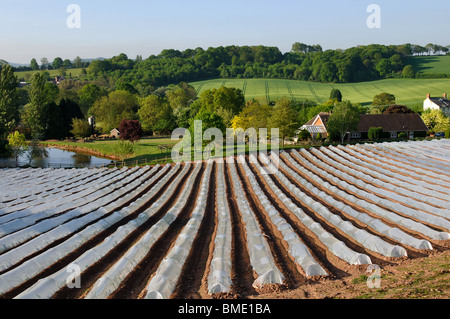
[427,93,431,99]
[444,93,447,100]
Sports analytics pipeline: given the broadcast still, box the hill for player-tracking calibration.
[190,78,450,107]
[407,56,450,74]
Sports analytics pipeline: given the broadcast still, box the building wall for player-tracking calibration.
[423,98,439,111]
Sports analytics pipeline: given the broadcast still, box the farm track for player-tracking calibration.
[0,140,449,299]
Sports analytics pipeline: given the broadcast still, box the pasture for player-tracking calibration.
[190,78,450,107]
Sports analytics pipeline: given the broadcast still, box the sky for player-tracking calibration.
[1,0,450,64]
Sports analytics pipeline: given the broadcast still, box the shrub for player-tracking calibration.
[297,129,311,141]
[114,140,135,161]
[368,127,383,140]
[398,132,407,139]
[118,119,143,143]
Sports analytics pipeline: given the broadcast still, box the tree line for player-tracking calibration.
[12,42,450,92]
[81,43,425,88]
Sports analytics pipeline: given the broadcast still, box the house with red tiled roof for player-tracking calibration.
[298,112,429,141]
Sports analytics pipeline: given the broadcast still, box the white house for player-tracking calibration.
[423,93,450,117]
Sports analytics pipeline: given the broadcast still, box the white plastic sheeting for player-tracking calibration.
[306,148,450,220]
[0,167,113,206]
[370,142,450,174]
[208,159,233,294]
[229,156,285,288]
[0,165,162,271]
[0,168,111,211]
[283,151,434,250]
[330,145,450,199]
[348,145,450,189]
[144,160,213,299]
[241,155,327,277]
[270,152,408,258]
[320,147,450,206]
[4,164,181,297]
[299,147,450,231]
[381,142,450,170]
[291,149,450,241]
[256,153,371,265]
[0,168,90,205]
[85,162,202,299]
[0,167,142,235]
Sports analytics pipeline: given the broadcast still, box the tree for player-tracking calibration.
[90,90,139,133]
[73,56,83,69]
[116,82,139,95]
[372,93,396,106]
[421,109,450,133]
[118,119,143,143]
[165,82,197,128]
[375,59,392,77]
[23,72,49,139]
[63,59,72,69]
[402,65,415,78]
[231,99,272,132]
[70,118,91,138]
[329,88,343,102]
[0,64,19,139]
[138,95,176,135]
[188,109,226,147]
[52,57,64,70]
[268,97,298,147]
[78,83,107,116]
[7,131,27,162]
[383,105,414,114]
[327,101,360,143]
[30,58,39,70]
[40,57,49,70]
[196,87,245,127]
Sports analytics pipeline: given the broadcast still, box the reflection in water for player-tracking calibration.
[72,153,92,166]
[0,147,112,168]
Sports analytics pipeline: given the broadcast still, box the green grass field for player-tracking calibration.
[15,68,84,81]
[190,78,450,107]
[41,138,178,163]
[407,55,450,74]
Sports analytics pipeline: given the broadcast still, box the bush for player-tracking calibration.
[368,127,383,140]
[398,132,407,139]
[297,129,311,141]
[114,140,135,161]
[445,128,450,138]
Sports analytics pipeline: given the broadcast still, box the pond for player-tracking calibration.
[0,147,114,169]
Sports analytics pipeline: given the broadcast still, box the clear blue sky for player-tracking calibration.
[1,0,449,64]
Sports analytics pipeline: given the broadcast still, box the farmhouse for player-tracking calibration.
[423,93,450,117]
[298,113,429,141]
[298,112,330,140]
